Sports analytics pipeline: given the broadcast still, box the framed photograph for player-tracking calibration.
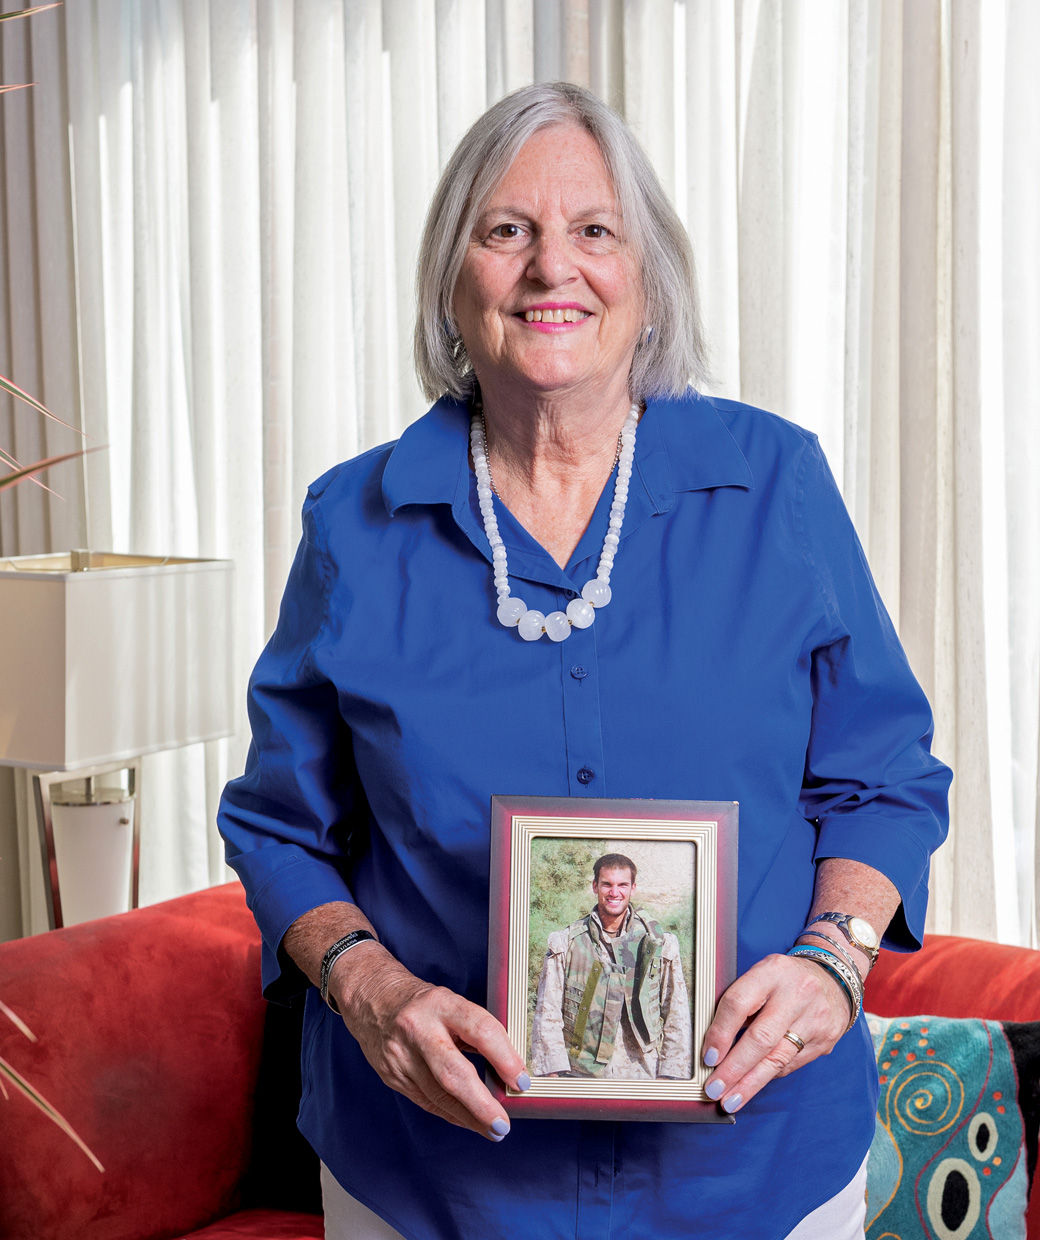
[487,795,738,1122]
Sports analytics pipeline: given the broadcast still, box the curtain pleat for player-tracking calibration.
[843,0,902,613]
[684,1,739,395]
[256,0,294,634]
[1003,0,1040,948]
[1,0,1037,946]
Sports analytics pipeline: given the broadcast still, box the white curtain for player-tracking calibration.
[1,0,1036,946]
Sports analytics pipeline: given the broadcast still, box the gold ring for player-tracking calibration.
[782,1030,805,1053]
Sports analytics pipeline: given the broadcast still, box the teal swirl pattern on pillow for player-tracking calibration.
[866,1014,1039,1240]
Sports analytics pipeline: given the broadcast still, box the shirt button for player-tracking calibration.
[577,767,595,785]
[570,666,588,680]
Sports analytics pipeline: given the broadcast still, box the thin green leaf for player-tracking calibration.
[0,999,36,1042]
[0,4,62,22]
[0,445,60,496]
[0,372,83,436]
[0,1055,104,1172]
[0,444,104,490]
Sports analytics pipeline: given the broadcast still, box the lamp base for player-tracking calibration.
[32,762,141,930]
[50,794,134,926]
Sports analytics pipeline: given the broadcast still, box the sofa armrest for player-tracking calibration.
[0,882,268,1240]
[866,933,1040,1024]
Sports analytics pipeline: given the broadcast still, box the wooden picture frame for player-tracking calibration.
[487,795,738,1122]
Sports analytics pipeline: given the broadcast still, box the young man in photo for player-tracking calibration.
[530,854,692,1079]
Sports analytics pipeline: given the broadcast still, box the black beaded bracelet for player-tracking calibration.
[319,930,378,1012]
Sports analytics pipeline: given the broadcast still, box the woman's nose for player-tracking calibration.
[525,232,574,288]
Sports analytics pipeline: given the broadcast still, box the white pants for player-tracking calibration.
[783,1154,868,1240]
[322,1163,406,1240]
[321,1154,868,1240]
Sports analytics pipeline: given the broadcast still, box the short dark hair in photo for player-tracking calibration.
[593,853,637,883]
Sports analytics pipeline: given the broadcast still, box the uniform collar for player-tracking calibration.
[590,905,633,938]
[381,389,753,519]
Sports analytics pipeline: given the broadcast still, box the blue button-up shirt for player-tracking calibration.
[219,390,950,1240]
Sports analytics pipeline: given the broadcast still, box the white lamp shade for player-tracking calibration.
[0,553,234,770]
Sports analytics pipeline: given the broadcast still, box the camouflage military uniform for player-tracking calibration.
[530,906,693,1079]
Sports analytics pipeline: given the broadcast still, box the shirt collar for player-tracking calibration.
[381,389,753,519]
[381,396,471,515]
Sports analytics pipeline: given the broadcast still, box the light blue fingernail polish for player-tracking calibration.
[705,1079,724,1101]
[516,1072,532,1092]
[723,1093,743,1114]
[703,1047,719,1067]
[490,1117,510,1137]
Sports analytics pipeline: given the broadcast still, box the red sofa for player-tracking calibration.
[1,881,1038,1239]
[0,882,322,1240]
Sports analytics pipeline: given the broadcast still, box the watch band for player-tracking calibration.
[805,912,880,970]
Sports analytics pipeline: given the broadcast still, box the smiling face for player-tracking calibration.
[452,123,644,405]
[593,865,636,928]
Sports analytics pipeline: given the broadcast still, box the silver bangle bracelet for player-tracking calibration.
[787,945,863,1031]
[788,943,864,1005]
[319,930,378,1013]
[795,930,865,984]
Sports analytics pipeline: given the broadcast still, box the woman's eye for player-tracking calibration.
[582,224,610,239]
[491,223,522,240]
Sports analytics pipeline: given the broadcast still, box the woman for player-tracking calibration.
[219,82,950,1240]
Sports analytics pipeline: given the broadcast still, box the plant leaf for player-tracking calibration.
[0,445,60,496]
[0,444,104,490]
[0,4,62,22]
[0,1055,104,1171]
[0,373,83,436]
[0,999,37,1043]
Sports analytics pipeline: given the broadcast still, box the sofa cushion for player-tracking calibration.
[180,1208,325,1238]
[0,884,269,1240]
[865,1013,1040,1239]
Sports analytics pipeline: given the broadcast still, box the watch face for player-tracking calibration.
[849,916,879,949]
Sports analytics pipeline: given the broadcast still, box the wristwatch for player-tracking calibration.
[805,912,880,970]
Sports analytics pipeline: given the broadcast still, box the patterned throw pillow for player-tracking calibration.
[866,1014,1040,1240]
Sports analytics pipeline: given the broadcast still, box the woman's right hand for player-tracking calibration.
[331,942,530,1142]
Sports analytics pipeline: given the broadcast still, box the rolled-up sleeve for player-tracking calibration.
[218,487,360,1000]
[794,436,952,951]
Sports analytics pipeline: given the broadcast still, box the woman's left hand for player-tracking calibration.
[700,953,852,1114]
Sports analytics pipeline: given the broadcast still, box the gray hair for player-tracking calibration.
[413,81,709,403]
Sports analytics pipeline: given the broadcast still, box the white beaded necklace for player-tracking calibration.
[469,401,641,643]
